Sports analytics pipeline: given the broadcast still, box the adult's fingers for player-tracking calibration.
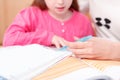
[69,48,101,59]
[68,48,93,55]
[75,54,98,59]
[66,42,89,49]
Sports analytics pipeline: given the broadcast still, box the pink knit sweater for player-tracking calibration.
[3,6,94,46]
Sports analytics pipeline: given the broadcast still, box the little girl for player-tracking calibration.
[3,0,94,48]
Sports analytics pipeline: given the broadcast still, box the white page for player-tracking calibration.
[54,67,108,80]
[0,44,72,80]
[54,63,120,80]
[103,66,120,80]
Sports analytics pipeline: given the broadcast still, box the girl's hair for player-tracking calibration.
[31,0,79,11]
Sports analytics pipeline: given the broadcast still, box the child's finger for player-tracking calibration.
[59,40,67,47]
[54,41,61,48]
[73,36,79,41]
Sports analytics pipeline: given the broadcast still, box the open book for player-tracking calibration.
[0,44,72,80]
[54,60,120,80]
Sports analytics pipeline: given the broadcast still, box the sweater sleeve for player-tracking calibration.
[3,7,54,46]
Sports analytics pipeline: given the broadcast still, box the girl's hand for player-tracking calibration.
[65,37,120,60]
[52,35,67,48]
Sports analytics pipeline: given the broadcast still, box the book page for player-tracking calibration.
[54,60,120,80]
[54,67,106,80]
[103,66,120,80]
[0,44,72,80]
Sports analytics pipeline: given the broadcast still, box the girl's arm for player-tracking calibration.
[3,7,54,46]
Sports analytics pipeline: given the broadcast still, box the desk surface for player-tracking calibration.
[33,57,120,80]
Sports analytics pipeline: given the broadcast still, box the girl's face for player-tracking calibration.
[44,0,73,15]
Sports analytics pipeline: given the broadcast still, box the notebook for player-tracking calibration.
[54,66,120,80]
[0,44,72,80]
[54,67,109,80]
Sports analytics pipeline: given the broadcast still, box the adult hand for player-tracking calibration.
[52,35,67,48]
[65,37,120,60]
